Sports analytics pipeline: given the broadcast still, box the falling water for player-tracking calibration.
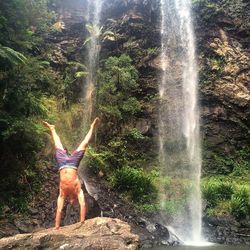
[83,0,103,128]
[79,0,103,196]
[159,0,202,242]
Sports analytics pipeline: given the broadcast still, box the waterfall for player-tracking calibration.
[159,0,202,242]
[83,0,103,129]
[80,0,103,196]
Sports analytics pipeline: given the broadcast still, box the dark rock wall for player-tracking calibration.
[48,0,250,175]
[193,1,250,174]
[101,0,250,175]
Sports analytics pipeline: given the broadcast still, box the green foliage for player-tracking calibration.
[0,0,65,212]
[84,23,116,46]
[192,0,249,31]
[202,175,250,220]
[60,61,89,104]
[162,200,186,216]
[0,0,55,51]
[146,47,158,56]
[155,177,196,215]
[136,203,158,213]
[1,58,63,115]
[202,178,234,207]
[124,128,145,141]
[199,53,226,86]
[210,154,234,175]
[192,0,221,23]
[206,200,231,217]
[85,146,111,174]
[75,71,89,78]
[0,45,27,66]
[231,188,250,219]
[86,129,148,173]
[109,167,157,204]
[0,117,45,212]
[203,149,250,175]
[98,54,140,130]
[230,149,250,180]
[86,124,157,206]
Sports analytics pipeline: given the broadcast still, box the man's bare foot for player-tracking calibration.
[42,121,55,130]
[92,117,100,127]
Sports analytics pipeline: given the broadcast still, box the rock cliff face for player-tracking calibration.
[193,1,250,173]
[100,0,250,173]
[47,0,250,174]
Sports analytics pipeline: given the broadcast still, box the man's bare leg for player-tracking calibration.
[76,117,100,152]
[55,192,65,229]
[42,121,64,150]
[78,189,86,223]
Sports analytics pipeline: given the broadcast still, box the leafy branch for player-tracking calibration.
[83,23,116,46]
[0,44,27,66]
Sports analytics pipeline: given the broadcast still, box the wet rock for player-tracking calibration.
[1,206,10,215]
[0,221,19,239]
[138,217,147,228]
[203,216,250,245]
[146,223,156,233]
[0,217,140,250]
[136,119,152,135]
[155,223,170,239]
[28,207,39,215]
[13,220,33,233]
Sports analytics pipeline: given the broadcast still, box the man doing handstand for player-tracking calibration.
[43,117,100,229]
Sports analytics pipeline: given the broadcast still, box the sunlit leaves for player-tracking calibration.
[83,23,116,46]
[75,71,88,78]
[0,45,27,66]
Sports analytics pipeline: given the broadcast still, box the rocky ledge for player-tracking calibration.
[0,217,140,250]
[203,216,250,245]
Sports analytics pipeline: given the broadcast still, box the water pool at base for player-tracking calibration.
[144,245,250,250]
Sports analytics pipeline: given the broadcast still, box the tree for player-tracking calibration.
[98,54,140,134]
[0,0,62,212]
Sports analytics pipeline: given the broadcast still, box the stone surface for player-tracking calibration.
[0,217,140,250]
[203,216,250,245]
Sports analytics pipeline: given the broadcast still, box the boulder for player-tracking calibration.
[0,217,140,250]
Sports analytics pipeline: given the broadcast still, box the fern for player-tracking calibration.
[75,71,88,78]
[0,44,27,66]
[231,188,250,219]
[102,30,116,41]
[67,61,87,70]
[84,23,115,46]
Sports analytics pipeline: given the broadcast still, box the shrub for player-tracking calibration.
[109,167,157,204]
[124,128,144,141]
[98,54,140,133]
[85,146,112,174]
[231,187,250,219]
[206,200,231,216]
[202,178,234,207]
